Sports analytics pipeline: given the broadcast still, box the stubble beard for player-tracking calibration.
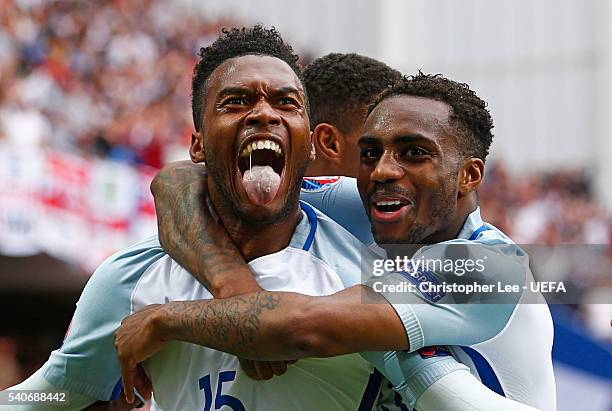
[206,150,310,227]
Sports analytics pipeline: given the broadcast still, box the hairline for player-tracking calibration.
[367,92,477,160]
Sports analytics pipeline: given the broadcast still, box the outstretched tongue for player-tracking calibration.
[242,165,281,205]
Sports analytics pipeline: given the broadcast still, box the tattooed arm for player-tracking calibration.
[162,287,407,358]
[115,286,407,400]
[115,294,540,411]
[151,161,291,382]
[151,161,260,297]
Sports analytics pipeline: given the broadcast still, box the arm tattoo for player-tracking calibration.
[165,292,282,357]
[153,164,248,290]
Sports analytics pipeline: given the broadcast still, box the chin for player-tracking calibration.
[372,225,406,245]
[373,233,403,245]
[374,227,427,246]
[236,196,295,225]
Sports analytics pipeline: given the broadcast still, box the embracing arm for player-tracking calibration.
[152,161,297,381]
[150,163,407,357]
[162,287,406,359]
[115,286,407,366]
[416,370,540,411]
[151,161,260,298]
[165,286,408,358]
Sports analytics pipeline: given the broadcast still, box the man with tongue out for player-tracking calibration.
[7,27,482,411]
[115,71,554,409]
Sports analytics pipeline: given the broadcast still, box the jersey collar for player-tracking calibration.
[287,201,318,251]
[457,207,487,240]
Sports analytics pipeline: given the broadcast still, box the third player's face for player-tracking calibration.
[195,55,311,224]
[357,95,462,244]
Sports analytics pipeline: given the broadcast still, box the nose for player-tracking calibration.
[370,150,404,183]
[245,98,281,127]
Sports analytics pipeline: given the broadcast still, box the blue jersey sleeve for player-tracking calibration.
[365,241,526,351]
[300,177,374,246]
[41,236,165,400]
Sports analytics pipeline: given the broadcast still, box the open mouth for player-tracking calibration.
[238,139,285,176]
[374,200,406,213]
[371,197,412,223]
[237,138,286,206]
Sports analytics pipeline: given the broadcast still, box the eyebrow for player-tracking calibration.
[394,134,436,145]
[217,86,302,98]
[358,133,440,148]
[217,87,251,98]
[358,136,380,145]
[271,86,301,95]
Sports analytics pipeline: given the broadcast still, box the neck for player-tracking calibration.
[423,195,479,244]
[209,178,302,261]
[305,159,346,177]
[305,160,327,177]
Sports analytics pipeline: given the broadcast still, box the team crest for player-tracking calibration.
[301,176,342,192]
[417,346,451,359]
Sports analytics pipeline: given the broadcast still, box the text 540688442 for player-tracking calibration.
[0,390,69,405]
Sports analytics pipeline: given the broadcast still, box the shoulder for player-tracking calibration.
[415,232,528,288]
[81,235,166,304]
[69,234,168,335]
[300,177,360,207]
[300,177,374,245]
[307,206,375,287]
[312,206,364,250]
[42,235,168,400]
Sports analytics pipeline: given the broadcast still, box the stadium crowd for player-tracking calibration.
[481,164,610,245]
[481,164,611,342]
[0,0,241,168]
[0,0,610,394]
[2,0,609,243]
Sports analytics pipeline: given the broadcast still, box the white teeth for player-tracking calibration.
[240,139,284,157]
[376,200,402,206]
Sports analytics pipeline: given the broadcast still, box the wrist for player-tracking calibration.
[153,303,179,342]
[213,271,263,298]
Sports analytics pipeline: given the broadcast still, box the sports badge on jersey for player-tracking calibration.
[417,346,451,359]
[397,262,446,303]
[301,176,342,192]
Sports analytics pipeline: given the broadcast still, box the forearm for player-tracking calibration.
[415,369,539,411]
[158,291,308,360]
[151,161,259,297]
[157,286,408,360]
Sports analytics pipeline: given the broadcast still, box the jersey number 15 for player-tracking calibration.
[199,371,246,411]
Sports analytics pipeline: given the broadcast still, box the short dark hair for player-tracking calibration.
[303,53,401,133]
[369,72,494,161]
[191,25,304,131]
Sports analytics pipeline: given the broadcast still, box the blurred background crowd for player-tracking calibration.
[0,0,239,168]
[0,0,610,408]
[2,0,609,243]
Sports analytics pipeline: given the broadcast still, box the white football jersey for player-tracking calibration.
[135,248,375,410]
[43,202,421,410]
[39,199,474,409]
